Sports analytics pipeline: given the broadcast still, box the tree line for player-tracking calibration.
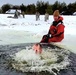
[0,1,76,15]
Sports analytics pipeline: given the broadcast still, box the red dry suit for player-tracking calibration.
[40,16,65,43]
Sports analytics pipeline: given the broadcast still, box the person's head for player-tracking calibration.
[53,10,60,21]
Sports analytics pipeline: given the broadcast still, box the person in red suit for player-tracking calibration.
[40,10,65,43]
[32,10,65,54]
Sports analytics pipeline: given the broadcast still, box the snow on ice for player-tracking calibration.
[0,14,76,53]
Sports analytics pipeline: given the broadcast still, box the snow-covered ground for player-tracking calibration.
[0,14,76,53]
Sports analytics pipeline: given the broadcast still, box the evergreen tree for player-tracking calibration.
[1,4,11,13]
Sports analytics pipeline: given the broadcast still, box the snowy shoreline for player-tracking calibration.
[0,29,41,45]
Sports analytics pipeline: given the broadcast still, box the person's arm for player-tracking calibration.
[47,25,57,37]
[52,24,65,37]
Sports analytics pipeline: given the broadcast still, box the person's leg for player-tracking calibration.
[48,37,58,42]
[48,37,62,43]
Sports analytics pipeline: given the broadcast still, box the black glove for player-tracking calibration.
[46,34,52,38]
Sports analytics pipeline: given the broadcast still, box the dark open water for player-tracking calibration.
[0,43,76,75]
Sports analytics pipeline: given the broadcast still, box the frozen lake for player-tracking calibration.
[0,14,76,53]
[0,14,76,75]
